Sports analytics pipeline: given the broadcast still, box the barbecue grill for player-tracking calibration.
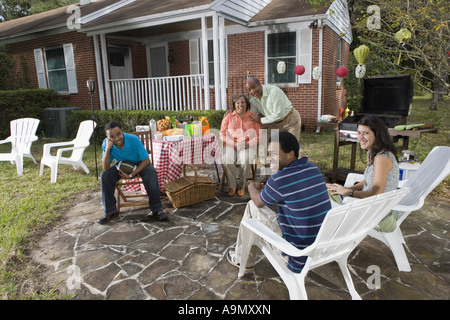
[340,75,413,141]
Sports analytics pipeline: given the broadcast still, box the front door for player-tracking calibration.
[109,46,132,79]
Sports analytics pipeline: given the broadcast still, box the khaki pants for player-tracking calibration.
[268,108,301,140]
[222,146,257,189]
[234,200,287,267]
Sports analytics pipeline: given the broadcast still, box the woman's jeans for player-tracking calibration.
[101,161,163,216]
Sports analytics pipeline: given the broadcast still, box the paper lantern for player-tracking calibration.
[294,65,305,75]
[336,66,348,78]
[277,61,286,74]
[354,45,370,65]
[355,65,366,78]
[312,66,321,80]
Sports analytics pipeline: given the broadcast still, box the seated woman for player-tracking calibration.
[327,115,399,232]
[220,94,261,196]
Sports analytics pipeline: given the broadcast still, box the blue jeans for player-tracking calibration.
[101,161,163,216]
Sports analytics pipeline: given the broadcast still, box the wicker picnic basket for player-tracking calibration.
[164,165,217,208]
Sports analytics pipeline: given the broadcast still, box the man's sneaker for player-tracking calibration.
[153,210,168,221]
[96,212,119,225]
[226,250,254,270]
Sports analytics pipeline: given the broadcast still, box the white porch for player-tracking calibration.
[89,13,231,111]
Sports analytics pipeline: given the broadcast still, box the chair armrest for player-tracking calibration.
[0,137,12,145]
[241,218,313,258]
[43,141,75,156]
[344,173,364,188]
[55,145,88,158]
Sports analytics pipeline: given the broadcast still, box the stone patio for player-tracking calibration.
[29,168,450,301]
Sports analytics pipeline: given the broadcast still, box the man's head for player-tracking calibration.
[105,121,124,148]
[246,77,263,99]
[268,131,299,172]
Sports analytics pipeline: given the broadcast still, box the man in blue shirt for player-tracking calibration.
[96,121,165,224]
[227,131,331,273]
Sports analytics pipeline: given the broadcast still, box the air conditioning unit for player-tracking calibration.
[44,107,81,138]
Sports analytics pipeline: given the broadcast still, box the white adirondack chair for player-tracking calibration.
[40,120,96,183]
[344,146,450,272]
[0,118,40,175]
[238,188,411,300]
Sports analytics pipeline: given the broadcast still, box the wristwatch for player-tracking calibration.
[349,189,354,197]
[129,174,133,179]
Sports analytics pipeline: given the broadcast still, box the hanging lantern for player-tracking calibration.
[394,28,411,64]
[277,61,286,74]
[336,66,348,78]
[294,65,305,75]
[355,65,366,78]
[353,45,370,79]
[312,66,321,80]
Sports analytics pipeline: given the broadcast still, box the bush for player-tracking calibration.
[68,109,227,144]
[0,89,66,138]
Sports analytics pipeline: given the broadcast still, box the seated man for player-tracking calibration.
[96,121,166,224]
[227,131,331,273]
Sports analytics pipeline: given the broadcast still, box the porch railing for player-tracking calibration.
[109,74,206,111]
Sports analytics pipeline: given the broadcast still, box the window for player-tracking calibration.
[189,38,227,86]
[267,32,296,84]
[46,47,69,92]
[34,43,78,94]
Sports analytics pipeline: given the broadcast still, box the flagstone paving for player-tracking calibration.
[29,170,449,300]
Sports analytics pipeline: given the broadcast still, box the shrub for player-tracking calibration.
[68,109,227,144]
[0,89,66,138]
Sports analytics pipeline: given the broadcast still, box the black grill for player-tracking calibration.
[340,75,413,131]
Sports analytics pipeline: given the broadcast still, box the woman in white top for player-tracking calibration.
[327,115,399,232]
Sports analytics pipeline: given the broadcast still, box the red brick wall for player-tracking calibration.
[7,31,99,109]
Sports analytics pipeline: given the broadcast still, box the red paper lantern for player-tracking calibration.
[336,66,348,78]
[294,65,305,75]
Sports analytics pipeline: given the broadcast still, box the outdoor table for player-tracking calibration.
[316,121,438,182]
[122,133,221,193]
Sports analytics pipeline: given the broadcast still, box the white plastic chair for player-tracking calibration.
[238,188,411,300]
[40,120,96,183]
[0,118,40,175]
[345,146,450,272]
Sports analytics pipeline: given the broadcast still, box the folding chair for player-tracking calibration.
[115,130,154,213]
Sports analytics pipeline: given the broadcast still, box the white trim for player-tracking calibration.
[80,0,137,25]
[201,16,210,110]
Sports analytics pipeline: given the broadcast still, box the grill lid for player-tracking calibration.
[361,75,413,117]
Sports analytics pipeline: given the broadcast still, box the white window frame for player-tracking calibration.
[265,28,312,87]
[189,37,227,88]
[34,43,78,94]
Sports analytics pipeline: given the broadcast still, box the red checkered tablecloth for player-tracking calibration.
[121,134,221,193]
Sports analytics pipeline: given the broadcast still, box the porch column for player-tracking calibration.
[219,15,227,110]
[93,34,105,110]
[201,16,210,110]
[100,33,112,110]
[212,13,221,110]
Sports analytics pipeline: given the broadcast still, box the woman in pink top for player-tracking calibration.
[220,94,261,196]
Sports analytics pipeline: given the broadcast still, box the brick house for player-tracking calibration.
[0,0,352,131]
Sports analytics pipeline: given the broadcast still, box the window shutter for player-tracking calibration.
[298,29,312,84]
[33,48,47,89]
[189,39,200,75]
[63,43,78,94]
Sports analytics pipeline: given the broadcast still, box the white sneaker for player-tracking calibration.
[226,250,254,270]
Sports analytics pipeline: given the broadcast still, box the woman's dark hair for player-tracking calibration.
[269,131,300,158]
[105,121,122,132]
[231,94,251,111]
[357,115,398,164]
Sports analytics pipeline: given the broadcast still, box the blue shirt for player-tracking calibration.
[260,157,331,273]
[102,133,149,164]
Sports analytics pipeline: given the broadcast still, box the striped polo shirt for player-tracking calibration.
[260,157,331,273]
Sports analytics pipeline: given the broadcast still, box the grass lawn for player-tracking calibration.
[0,98,448,299]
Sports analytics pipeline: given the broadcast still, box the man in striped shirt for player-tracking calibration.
[227,131,331,273]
